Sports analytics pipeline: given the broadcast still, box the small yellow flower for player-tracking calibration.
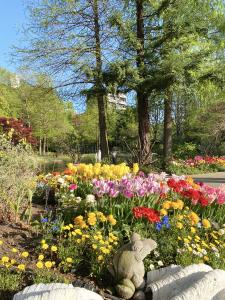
[171,202,180,209]
[66,257,73,263]
[202,219,211,229]
[38,254,44,261]
[11,259,16,265]
[74,229,82,235]
[17,264,25,271]
[76,239,81,244]
[177,215,184,221]
[45,261,52,269]
[42,243,49,250]
[36,261,43,269]
[176,199,184,210]
[162,201,171,210]
[41,239,46,244]
[5,263,11,268]
[188,246,193,252]
[92,244,97,249]
[11,248,18,253]
[100,247,110,254]
[204,256,209,262]
[51,245,57,252]
[176,222,183,229]
[132,163,139,174]
[188,212,199,225]
[21,252,29,258]
[160,209,168,216]
[2,256,9,263]
[184,238,190,244]
[98,255,103,261]
[191,227,196,233]
[108,215,117,225]
[195,235,201,241]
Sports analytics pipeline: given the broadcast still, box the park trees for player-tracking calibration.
[108,0,225,165]
[0,68,21,117]
[17,0,121,158]
[0,68,75,154]
[15,0,225,164]
[17,80,74,155]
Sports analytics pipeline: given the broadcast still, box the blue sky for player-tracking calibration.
[0,0,26,72]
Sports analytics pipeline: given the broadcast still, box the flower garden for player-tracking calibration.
[169,156,225,175]
[0,158,225,298]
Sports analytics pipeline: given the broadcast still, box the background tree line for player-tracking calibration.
[4,0,225,166]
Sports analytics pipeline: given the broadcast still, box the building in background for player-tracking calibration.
[107,93,127,110]
[10,74,21,88]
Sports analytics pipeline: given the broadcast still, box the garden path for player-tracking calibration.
[191,172,225,187]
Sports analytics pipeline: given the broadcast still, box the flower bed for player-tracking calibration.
[0,162,225,297]
[169,156,225,175]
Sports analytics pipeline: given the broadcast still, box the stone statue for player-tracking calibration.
[109,232,157,300]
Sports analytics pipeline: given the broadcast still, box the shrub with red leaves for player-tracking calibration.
[132,206,160,223]
[0,117,36,145]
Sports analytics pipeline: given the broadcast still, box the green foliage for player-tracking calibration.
[32,269,70,284]
[0,134,37,222]
[174,143,198,160]
[0,269,23,297]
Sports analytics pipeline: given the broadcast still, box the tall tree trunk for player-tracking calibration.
[43,136,46,155]
[93,0,109,158]
[136,0,151,165]
[39,137,42,155]
[163,88,173,168]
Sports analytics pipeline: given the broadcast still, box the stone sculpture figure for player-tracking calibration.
[109,232,157,300]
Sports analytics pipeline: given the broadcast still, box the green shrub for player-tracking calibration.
[0,134,38,222]
[0,269,24,300]
[174,142,198,160]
